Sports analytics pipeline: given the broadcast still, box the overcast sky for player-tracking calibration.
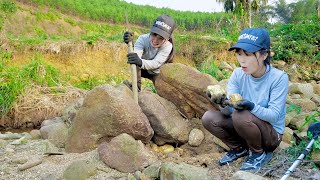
[124,0,297,13]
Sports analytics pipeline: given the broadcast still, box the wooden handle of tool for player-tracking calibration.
[128,41,138,104]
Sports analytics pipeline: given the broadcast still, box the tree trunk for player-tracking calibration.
[248,0,252,28]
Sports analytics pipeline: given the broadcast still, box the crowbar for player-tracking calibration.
[280,122,320,180]
[125,12,138,104]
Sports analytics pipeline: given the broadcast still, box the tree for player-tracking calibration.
[273,0,292,24]
[291,0,320,22]
[216,0,268,28]
[273,0,320,24]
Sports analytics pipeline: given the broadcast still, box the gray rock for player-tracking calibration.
[142,161,162,179]
[41,117,64,128]
[29,129,41,139]
[290,98,317,112]
[289,83,314,99]
[98,133,157,173]
[62,97,84,125]
[313,83,320,95]
[188,128,205,147]
[65,84,154,153]
[40,122,68,148]
[139,91,192,145]
[63,160,96,180]
[160,162,216,180]
[155,63,218,119]
[231,170,267,180]
[0,139,8,148]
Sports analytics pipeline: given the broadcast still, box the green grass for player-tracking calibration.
[286,134,319,169]
[1,0,234,60]
[288,111,320,166]
[287,103,302,114]
[299,111,320,132]
[143,79,157,93]
[199,60,230,81]
[73,76,106,90]
[35,11,60,21]
[286,140,311,161]
[21,55,61,86]
[0,54,62,117]
[0,0,17,13]
[0,67,24,116]
[0,0,17,31]
[73,75,126,90]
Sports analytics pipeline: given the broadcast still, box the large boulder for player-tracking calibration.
[65,84,154,153]
[155,63,218,119]
[139,91,192,145]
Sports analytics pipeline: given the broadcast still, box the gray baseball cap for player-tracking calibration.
[150,15,175,40]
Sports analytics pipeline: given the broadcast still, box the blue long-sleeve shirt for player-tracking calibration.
[226,65,289,134]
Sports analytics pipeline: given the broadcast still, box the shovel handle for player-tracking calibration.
[128,41,138,104]
[280,137,316,180]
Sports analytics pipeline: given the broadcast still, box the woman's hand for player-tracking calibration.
[206,89,227,107]
[123,31,134,44]
[227,99,255,111]
[127,53,142,67]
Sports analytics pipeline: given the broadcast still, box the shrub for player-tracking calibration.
[270,23,320,63]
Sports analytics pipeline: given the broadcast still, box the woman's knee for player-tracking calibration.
[201,110,218,129]
[201,111,213,129]
[232,110,252,127]
[201,111,212,128]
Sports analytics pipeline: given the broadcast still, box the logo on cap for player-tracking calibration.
[155,21,172,31]
[238,33,259,42]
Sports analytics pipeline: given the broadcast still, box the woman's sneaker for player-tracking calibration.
[218,147,249,166]
[240,150,273,172]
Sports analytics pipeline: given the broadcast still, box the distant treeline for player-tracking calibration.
[17,0,232,32]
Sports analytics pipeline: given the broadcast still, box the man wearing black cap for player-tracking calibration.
[202,28,289,172]
[123,14,175,90]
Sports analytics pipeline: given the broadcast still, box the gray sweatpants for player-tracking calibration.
[202,110,282,153]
